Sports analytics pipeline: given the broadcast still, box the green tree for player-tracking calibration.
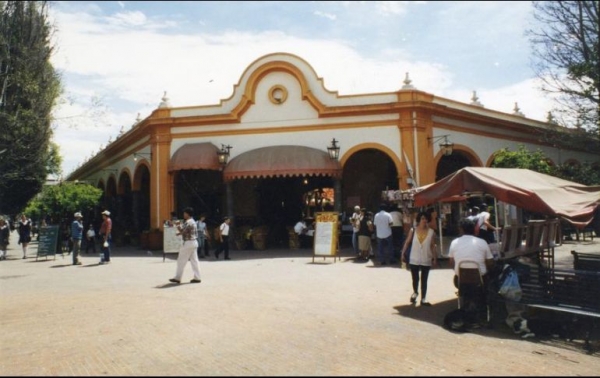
[24,182,102,224]
[0,1,62,216]
[491,145,554,175]
[492,144,600,185]
[528,1,599,134]
[553,161,600,186]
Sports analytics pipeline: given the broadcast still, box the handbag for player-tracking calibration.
[402,228,414,269]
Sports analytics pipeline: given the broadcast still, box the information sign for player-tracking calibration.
[163,226,181,262]
[36,225,59,260]
[312,212,339,262]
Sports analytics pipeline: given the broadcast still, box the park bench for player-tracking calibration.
[512,263,600,352]
[571,250,600,271]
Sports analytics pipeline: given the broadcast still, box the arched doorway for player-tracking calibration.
[174,169,223,224]
[342,148,399,213]
[116,171,133,245]
[133,164,151,233]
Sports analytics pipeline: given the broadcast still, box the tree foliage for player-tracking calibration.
[23,182,102,224]
[491,145,554,175]
[0,1,61,216]
[492,144,600,185]
[528,1,599,137]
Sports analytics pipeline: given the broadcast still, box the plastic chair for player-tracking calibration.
[457,260,490,323]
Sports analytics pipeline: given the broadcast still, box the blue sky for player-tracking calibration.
[49,1,552,176]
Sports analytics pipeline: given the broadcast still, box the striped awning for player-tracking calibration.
[169,143,221,172]
[223,145,342,181]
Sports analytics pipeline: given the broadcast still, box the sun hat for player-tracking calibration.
[101,210,111,216]
[74,212,83,218]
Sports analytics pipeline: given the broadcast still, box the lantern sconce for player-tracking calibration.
[133,152,152,162]
[327,138,340,160]
[427,135,454,156]
[217,144,233,166]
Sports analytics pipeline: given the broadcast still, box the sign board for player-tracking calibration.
[313,212,339,262]
[163,226,181,262]
[36,225,59,260]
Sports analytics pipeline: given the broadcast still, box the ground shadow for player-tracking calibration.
[80,262,103,267]
[154,282,200,289]
[50,263,73,268]
[394,298,599,355]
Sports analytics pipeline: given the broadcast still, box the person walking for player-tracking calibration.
[214,216,231,260]
[17,214,32,259]
[476,203,497,244]
[350,205,362,257]
[0,218,9,260]
[373,203,394,265]
[389,205,404,263]
[357,208,373,261]
[403,211,437,306]
[99,210,112,264]
[169,207,201,284]
[85,223,97,254]
[196,214,209,258]
[71,212,84,265]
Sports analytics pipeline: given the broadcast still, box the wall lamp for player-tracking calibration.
[427,135,454,156]
[327,138,340,160]
[217,144,233,166]
[133,152,152,162]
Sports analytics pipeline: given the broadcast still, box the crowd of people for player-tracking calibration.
[2,202,499,315]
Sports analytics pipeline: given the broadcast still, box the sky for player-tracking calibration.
[48,1,555,177]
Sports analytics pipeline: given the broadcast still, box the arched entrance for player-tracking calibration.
[342,148,399,213]
[133,164,151,233]
[174,169,223,223]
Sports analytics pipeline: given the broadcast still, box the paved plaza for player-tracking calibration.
[1,230,599,376]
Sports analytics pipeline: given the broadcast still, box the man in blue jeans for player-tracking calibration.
[373,203,393,265]
[71,212,84,265]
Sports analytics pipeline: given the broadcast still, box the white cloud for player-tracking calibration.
[314,10,337,21]
[376,1,410,16]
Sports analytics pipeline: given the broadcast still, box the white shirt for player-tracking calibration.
[373,210,393,238]
[408,228,436,266]
[220,222,230,236]
[448,235,493,276]
[478,211,491,230]
[294,221,307,235]
[389,211,402,227]
[350,211,362,232]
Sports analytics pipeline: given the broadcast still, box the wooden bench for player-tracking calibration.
[571,250,600,271]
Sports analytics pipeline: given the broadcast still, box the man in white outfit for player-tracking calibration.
[169,207,202,284]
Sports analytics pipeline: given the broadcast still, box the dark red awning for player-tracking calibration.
[169,143,221,172]
[223,145,342,182]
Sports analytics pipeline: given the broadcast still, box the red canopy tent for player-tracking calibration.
[413,167,600,227]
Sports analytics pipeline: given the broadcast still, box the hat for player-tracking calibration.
[354,205,360,210]
[101,210,111,216]
[74,212,83,218]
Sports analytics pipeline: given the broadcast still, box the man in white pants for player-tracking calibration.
[169,207,202,284]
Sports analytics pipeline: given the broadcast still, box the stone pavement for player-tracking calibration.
[1,230,599,376]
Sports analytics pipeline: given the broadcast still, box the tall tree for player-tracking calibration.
[0,1,61,216]
[528,1,599,153]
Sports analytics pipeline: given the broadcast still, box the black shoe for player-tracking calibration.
[224,257,231,260]
[410,293,418,304]
[420,300,432,306]
[190,279,201,283]
[169,278,181,284]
